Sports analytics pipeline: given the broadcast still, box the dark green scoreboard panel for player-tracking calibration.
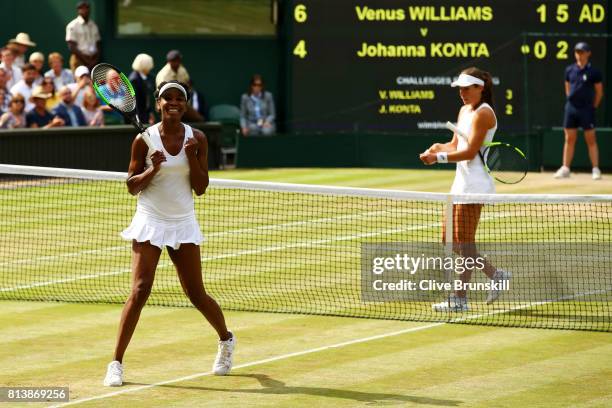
[288,1,608,133]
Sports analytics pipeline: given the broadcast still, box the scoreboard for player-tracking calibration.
[287,1,608,133]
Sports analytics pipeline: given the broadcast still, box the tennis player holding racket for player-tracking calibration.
[419,67,510,312]
[104,81,235,386]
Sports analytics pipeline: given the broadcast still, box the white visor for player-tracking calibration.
[450,74,485,88]
[158,82,188,100]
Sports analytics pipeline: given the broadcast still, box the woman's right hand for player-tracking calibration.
[150,150,166,172]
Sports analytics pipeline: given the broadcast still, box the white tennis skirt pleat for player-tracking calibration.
[121,211,204,249]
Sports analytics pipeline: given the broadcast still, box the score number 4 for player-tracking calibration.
[294,5,307,58]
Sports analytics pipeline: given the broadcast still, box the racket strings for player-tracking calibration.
[485,144,528,184]
[91,64,136,113]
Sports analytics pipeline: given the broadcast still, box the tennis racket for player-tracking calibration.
[445,121,527,184]
[91,63,158,151]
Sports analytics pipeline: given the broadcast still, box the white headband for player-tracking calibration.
[158,82,188,100]
[450,74,485,88]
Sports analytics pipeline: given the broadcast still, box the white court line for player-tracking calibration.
[49,322,446,407]
[50,285,608,408]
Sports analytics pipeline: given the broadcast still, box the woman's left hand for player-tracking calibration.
[419,151,437,165]
[184,137,199,157]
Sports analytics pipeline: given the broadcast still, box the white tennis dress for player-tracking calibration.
[450,103,497,195]
[121,123,204,249]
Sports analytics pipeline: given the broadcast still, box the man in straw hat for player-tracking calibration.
[25,86,65,128]
[8,32,36,69]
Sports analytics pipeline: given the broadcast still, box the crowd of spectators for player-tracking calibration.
[0,0,277,136]
[0,1,99,129]
[0,1,103,129]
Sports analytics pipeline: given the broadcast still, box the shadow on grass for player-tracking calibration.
[128,373,462,406]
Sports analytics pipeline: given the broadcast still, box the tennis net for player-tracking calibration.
[1,164,610,331]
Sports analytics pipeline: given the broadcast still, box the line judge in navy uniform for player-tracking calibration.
[554,42,604,180]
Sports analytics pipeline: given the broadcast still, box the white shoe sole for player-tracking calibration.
[103,381,122,387]
[103,378,123,387]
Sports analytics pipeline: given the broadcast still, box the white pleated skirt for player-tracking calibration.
[121,211,205,249]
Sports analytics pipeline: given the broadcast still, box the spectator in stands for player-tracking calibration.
[0,89,7,115]
[0,93,26,128]
[129,53,155,124]
[188,79,208,121]
[29,52,45,85]
[0,68,10,112]
[1,48,21,90]
[52,85,86,127]
[25,87,65,128]
[155,50,190,87]
[69,65,92,108]
[8,33,36,68]
[66,0,101,71]
[45,53,75,90]
[10,63,38,111]
[40,77,61,111]
[240,74,276,136]
[82,87,103,126]
[554,42,604,180]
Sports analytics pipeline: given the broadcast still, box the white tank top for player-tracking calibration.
[137,123,195,220]
[450,103,497,195]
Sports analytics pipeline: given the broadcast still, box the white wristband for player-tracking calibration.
[436,152,448,163]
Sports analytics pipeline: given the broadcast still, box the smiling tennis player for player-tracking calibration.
[103,81,235,387]
[419,67,511,312]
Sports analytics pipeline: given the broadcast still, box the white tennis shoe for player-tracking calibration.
[103,360,123,387]
[432,294,469,312]
[486,269,512,304]
[213,331,235,376]
[554,166,570,179]
[593,167,602,180]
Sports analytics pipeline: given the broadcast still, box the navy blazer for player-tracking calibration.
[52,103,87,127]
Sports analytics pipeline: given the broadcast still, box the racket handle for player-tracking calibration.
[139,131,157,151]
[445,121,467,137]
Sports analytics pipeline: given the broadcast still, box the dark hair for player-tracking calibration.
[248,74,265,95]
[21,63,36,73]
[461,67,494,108]
[154,80,191,101]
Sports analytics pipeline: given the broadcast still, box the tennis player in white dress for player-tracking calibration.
[420,67,511,312]
[104,81,235,387]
